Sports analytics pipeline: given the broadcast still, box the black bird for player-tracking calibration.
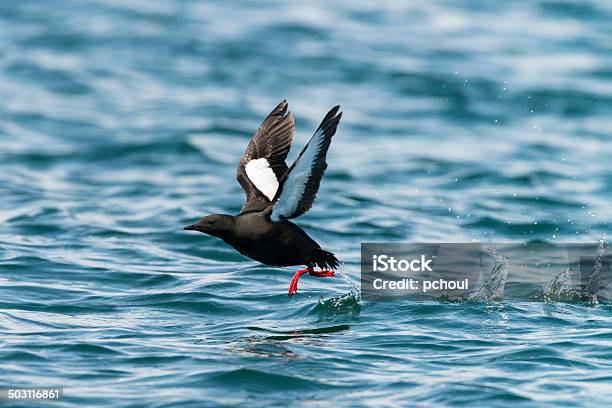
[184,100,342,296]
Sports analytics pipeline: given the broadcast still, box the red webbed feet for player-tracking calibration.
[309,270,335,277]
[287,268,310,296]
[287,267,336,297]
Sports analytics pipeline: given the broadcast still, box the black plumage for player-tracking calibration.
[185,100,342,296]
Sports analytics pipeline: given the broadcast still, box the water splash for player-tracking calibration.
[536,268,571,302]
[582,239,607,304]
[335,267,361,302]
[313,293,361,323]
[469,246,509,301]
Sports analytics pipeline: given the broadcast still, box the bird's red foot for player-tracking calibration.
[309,270,335,277]
[288,268,310,297]
[287,267,335,297]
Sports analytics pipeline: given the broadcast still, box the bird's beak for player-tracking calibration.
[184,224,198,231]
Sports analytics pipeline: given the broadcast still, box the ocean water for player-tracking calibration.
[1,0,611,406]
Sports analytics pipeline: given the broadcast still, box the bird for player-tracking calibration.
[184,100,342,296]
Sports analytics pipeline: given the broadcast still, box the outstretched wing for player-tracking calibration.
[237,100,294,214]
[270,106,341,221]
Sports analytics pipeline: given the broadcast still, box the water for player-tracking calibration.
[1,0,611,406]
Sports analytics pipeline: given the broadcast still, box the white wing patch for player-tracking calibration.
[245,158,279,200]
[270,129,322,221]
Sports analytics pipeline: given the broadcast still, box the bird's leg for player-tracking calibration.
[287,267,312,296]
[287,266,336,296]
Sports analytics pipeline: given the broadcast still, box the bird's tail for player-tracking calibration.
[312,249,339,270]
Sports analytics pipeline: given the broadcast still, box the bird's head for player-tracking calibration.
[184,214,235,238]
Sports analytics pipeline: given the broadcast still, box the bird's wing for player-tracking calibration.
[237,100,294,214]
[269,106,341,221]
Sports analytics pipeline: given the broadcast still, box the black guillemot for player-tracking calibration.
[184,100,342,296]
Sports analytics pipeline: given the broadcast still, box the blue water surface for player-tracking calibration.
[1,0,611,406]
